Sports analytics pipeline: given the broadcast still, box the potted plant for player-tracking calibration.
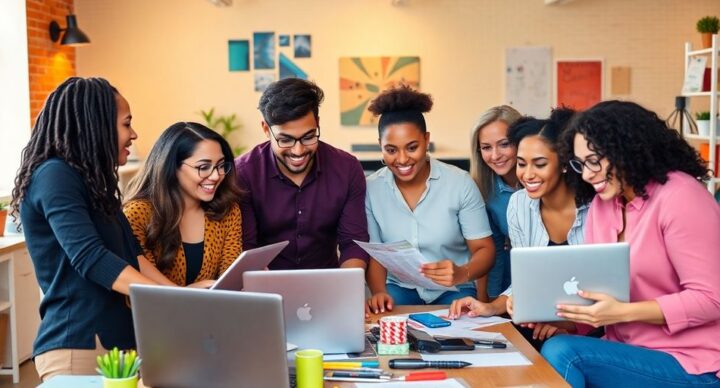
[697,16,719,49]
[0,201,8,238]
[96,347,141,388]
[695,111,711,136]
[198,108,246,156]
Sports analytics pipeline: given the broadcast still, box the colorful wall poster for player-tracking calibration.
[279,35,290,47]
[339,56,420,126]
[254,72,275,92]
[556,59,603,111]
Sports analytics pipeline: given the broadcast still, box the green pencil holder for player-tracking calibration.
[295,349,324,388]
[102,374,138,388]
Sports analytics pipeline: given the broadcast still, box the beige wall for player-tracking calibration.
[76,0,719,158]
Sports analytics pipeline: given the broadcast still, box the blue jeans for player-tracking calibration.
[541,335,720,387]
[386,283,476,305]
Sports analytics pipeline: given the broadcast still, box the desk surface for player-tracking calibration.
[138,305,568,388]
[350,305,569,387]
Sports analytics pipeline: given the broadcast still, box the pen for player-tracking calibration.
[323,361,380,368]
[328,371,387,379]
[396,371,447,381]
[323,367,384,373]
[389,358,472,369]
[473,339,507,349]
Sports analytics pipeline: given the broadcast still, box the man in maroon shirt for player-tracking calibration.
[235,78,370,270]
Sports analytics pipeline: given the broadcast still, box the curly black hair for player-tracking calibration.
[562,100,709,199]
[367,85,433,137]
[258,78,324,126]
[508,107,596,206]
[11,77,122,223]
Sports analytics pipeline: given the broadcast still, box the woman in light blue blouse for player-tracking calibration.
[469,105,522,301]
[450,108,595,341]
[364,86,495,315]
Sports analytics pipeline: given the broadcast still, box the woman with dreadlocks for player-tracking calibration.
[11,77,175,381]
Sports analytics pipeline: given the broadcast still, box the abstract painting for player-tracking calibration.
[294,35,311,58]
[279,35,290,47]
[228,40,249,71]
[253,32,275,70]
[279,52,307,80]
[339,56,420,126]
[254,72,275,92]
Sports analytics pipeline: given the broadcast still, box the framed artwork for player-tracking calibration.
[279,35,290,47]
[254,72,275,92]
[279,52,307,80]
[253,32,275,70]
[228,40,249,71]
[294,35,311,58]
[339,56,420,126]
[505,47,552,118]
[555,59,603,111]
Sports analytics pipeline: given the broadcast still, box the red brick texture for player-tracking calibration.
[26,0,76,125]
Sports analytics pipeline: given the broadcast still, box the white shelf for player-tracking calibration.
[681,92,720,97]
[0,301,9,313]
[687,47,715,56]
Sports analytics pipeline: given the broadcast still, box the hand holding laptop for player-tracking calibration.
[555,289,629,328]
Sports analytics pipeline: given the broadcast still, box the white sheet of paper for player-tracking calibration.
[355,240,457,291]
[286,342,298,352]
[323,353,350,361]
[422,352,531,367]
[354,379,467,388]
[426,308,512,328]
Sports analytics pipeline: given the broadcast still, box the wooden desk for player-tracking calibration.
[139,305,568,387]
[346,306,569,387]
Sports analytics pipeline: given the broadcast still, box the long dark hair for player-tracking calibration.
[124,122,242,272]
[563,100,709,199]
[508,107,596,206]
[12,77,122,222]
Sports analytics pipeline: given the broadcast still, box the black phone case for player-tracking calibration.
[437,338,475,351]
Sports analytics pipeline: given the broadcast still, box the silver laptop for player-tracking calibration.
[510,242,630,324]
[211,241,289,291]
[243,268,365,354]
[129,285,289,388]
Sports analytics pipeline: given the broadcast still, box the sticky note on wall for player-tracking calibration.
[611,66,631,95]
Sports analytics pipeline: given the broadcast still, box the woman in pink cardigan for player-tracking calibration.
[541,101,720,387]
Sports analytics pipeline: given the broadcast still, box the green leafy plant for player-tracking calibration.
[96,347,141,379]
[0,201,8,211]
[198,108,245,156]
[697,16,720,33]
[696,111,711,120]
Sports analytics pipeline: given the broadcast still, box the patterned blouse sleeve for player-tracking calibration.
[122,200,156,265]
[219,204,243,275]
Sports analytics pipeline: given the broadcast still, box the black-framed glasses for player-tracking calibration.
[269,127,320,148]
[183,161,233,178]
[568,156,604,174]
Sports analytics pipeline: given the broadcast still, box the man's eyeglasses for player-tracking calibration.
[568,156,604,174]
[270,128,320,148]
[183,161,233,178]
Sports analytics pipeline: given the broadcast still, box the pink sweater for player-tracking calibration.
[585,172,720,377]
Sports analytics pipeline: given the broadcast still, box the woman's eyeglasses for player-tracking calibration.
[183,161,233,178]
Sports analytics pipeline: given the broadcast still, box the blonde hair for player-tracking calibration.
[470,105,522,200]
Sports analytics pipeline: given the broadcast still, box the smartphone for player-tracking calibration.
[436,337,475,351]
[408,313,451,328]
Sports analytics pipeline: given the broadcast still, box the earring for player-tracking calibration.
[562,167,567,174]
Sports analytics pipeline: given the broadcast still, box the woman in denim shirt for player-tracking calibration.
[469,105,522,301]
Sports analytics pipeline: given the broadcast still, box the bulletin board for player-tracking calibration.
[555,59,603,111]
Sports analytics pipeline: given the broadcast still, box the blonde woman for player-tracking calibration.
[469,105,522,301]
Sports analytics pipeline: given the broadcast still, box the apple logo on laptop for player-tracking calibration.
[202,334,218,354]
[563,277,580,295]
[297,303,312,321]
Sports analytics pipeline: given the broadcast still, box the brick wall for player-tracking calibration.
[26,0,76,125]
